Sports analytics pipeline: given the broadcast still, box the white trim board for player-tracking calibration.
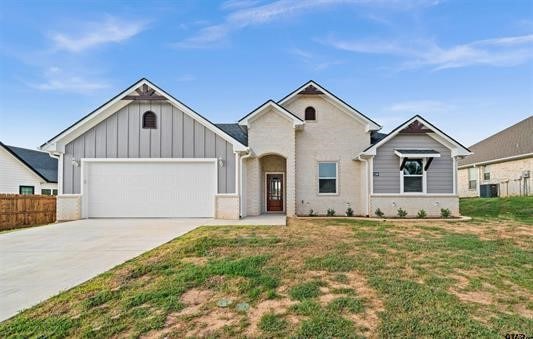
[278,80,381,132]
[41,78,247,154]
[362,115,471,157]
[239,100,304,128]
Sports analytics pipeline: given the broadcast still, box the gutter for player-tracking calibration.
[238,148,252,218]
[457,152,533,169]
[354,155,371,216]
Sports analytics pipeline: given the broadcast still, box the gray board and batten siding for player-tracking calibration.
[373,134,454,194]
[62,101,236,194]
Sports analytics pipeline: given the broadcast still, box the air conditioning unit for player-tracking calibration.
[523,170,530,178]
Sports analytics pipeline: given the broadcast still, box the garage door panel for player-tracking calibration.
[85,161,216,218]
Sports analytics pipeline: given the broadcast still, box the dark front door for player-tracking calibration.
[266,174,284,212]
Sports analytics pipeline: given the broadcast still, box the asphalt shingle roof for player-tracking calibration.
[215,123,248,146]
[458,115,533,166]
[1,143,58,182]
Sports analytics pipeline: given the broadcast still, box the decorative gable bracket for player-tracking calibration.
[298,84,324,95]
[123,84,167,101]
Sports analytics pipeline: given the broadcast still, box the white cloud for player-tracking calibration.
[322,34,533,70]
[29,67,110,93]
[50,16,147,52]
[220,0,263,10]
[176,0,440,48]
[288,48,343,70]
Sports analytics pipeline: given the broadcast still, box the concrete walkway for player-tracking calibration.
[0,215,285,322]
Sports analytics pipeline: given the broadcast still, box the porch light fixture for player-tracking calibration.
[71,159,80,167]
[218,158,224,168]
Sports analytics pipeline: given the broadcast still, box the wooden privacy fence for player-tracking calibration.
[0,194,56,230]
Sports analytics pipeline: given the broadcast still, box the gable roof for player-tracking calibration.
[238,100,304,127]
[362,115,471,157]
[1,142,58,183]
[278,80,381,131]
[215,123,248,146]
[40,78,248,152]
[458,115,533,167]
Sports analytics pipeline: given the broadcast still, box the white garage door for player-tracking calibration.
[84,160,216,218]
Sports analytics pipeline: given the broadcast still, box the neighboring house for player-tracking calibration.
[458,116,532,198]
[0,142,58,195]
[40,78,470,220]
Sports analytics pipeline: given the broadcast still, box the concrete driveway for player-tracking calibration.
[0,218,208,321]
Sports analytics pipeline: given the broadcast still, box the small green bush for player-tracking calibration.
[375,208,384,217]
[345,207,354,217]
[308,209,317,217]
[417,209,427,219]
[397,208,407,218]
[327,208,336,216]
[441,208,451,218]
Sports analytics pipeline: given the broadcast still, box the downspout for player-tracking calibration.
[355,155,370,217]
[48,152,63,195]
[239,149,252,218]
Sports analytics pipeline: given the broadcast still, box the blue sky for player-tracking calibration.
[0,0,532,149]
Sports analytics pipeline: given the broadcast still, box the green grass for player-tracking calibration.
[327,297,365,313]
[259,313,288,334]
[460,196,533,223]
[297,312,358,338]
[288,280,324,301]
[0,217,531,338]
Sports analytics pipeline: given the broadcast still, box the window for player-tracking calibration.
[468,167,477,190]
[41,189,57,196]
[318,162,337,194]
[305,106,316,121]
[403,159,423,193]
[142,111,157,129]
[19,186,34,195]
[483,166,490,181]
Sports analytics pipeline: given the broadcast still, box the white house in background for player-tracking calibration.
[458,116,532,197]
[0,142,58,195]
[40,78,471,220]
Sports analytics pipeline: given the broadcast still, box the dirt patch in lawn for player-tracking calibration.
[246,299,297,336]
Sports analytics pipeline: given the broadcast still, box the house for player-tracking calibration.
[458,116,532,197]
[0,142,58,195]
[40,78,471,220]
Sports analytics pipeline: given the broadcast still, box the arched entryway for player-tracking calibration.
[259,154,287,213]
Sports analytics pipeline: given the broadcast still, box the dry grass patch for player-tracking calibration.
[1,217,531,338]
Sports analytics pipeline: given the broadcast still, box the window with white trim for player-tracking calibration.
[19,186,34,195]
[318,162,337,194]
[402,159,423,193]
[483,166,490,181]
[468,167,477,190]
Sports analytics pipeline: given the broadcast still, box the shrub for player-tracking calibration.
[327,208,336,217]
[397,208,407,218]
[375,208,384,217]
[417,209,427,219]
[345,207,354,217]
[441,208,451,218]
[308,209,317,217]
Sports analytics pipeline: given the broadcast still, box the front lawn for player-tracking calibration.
[460,196,533,224]
[1,218,531,338]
